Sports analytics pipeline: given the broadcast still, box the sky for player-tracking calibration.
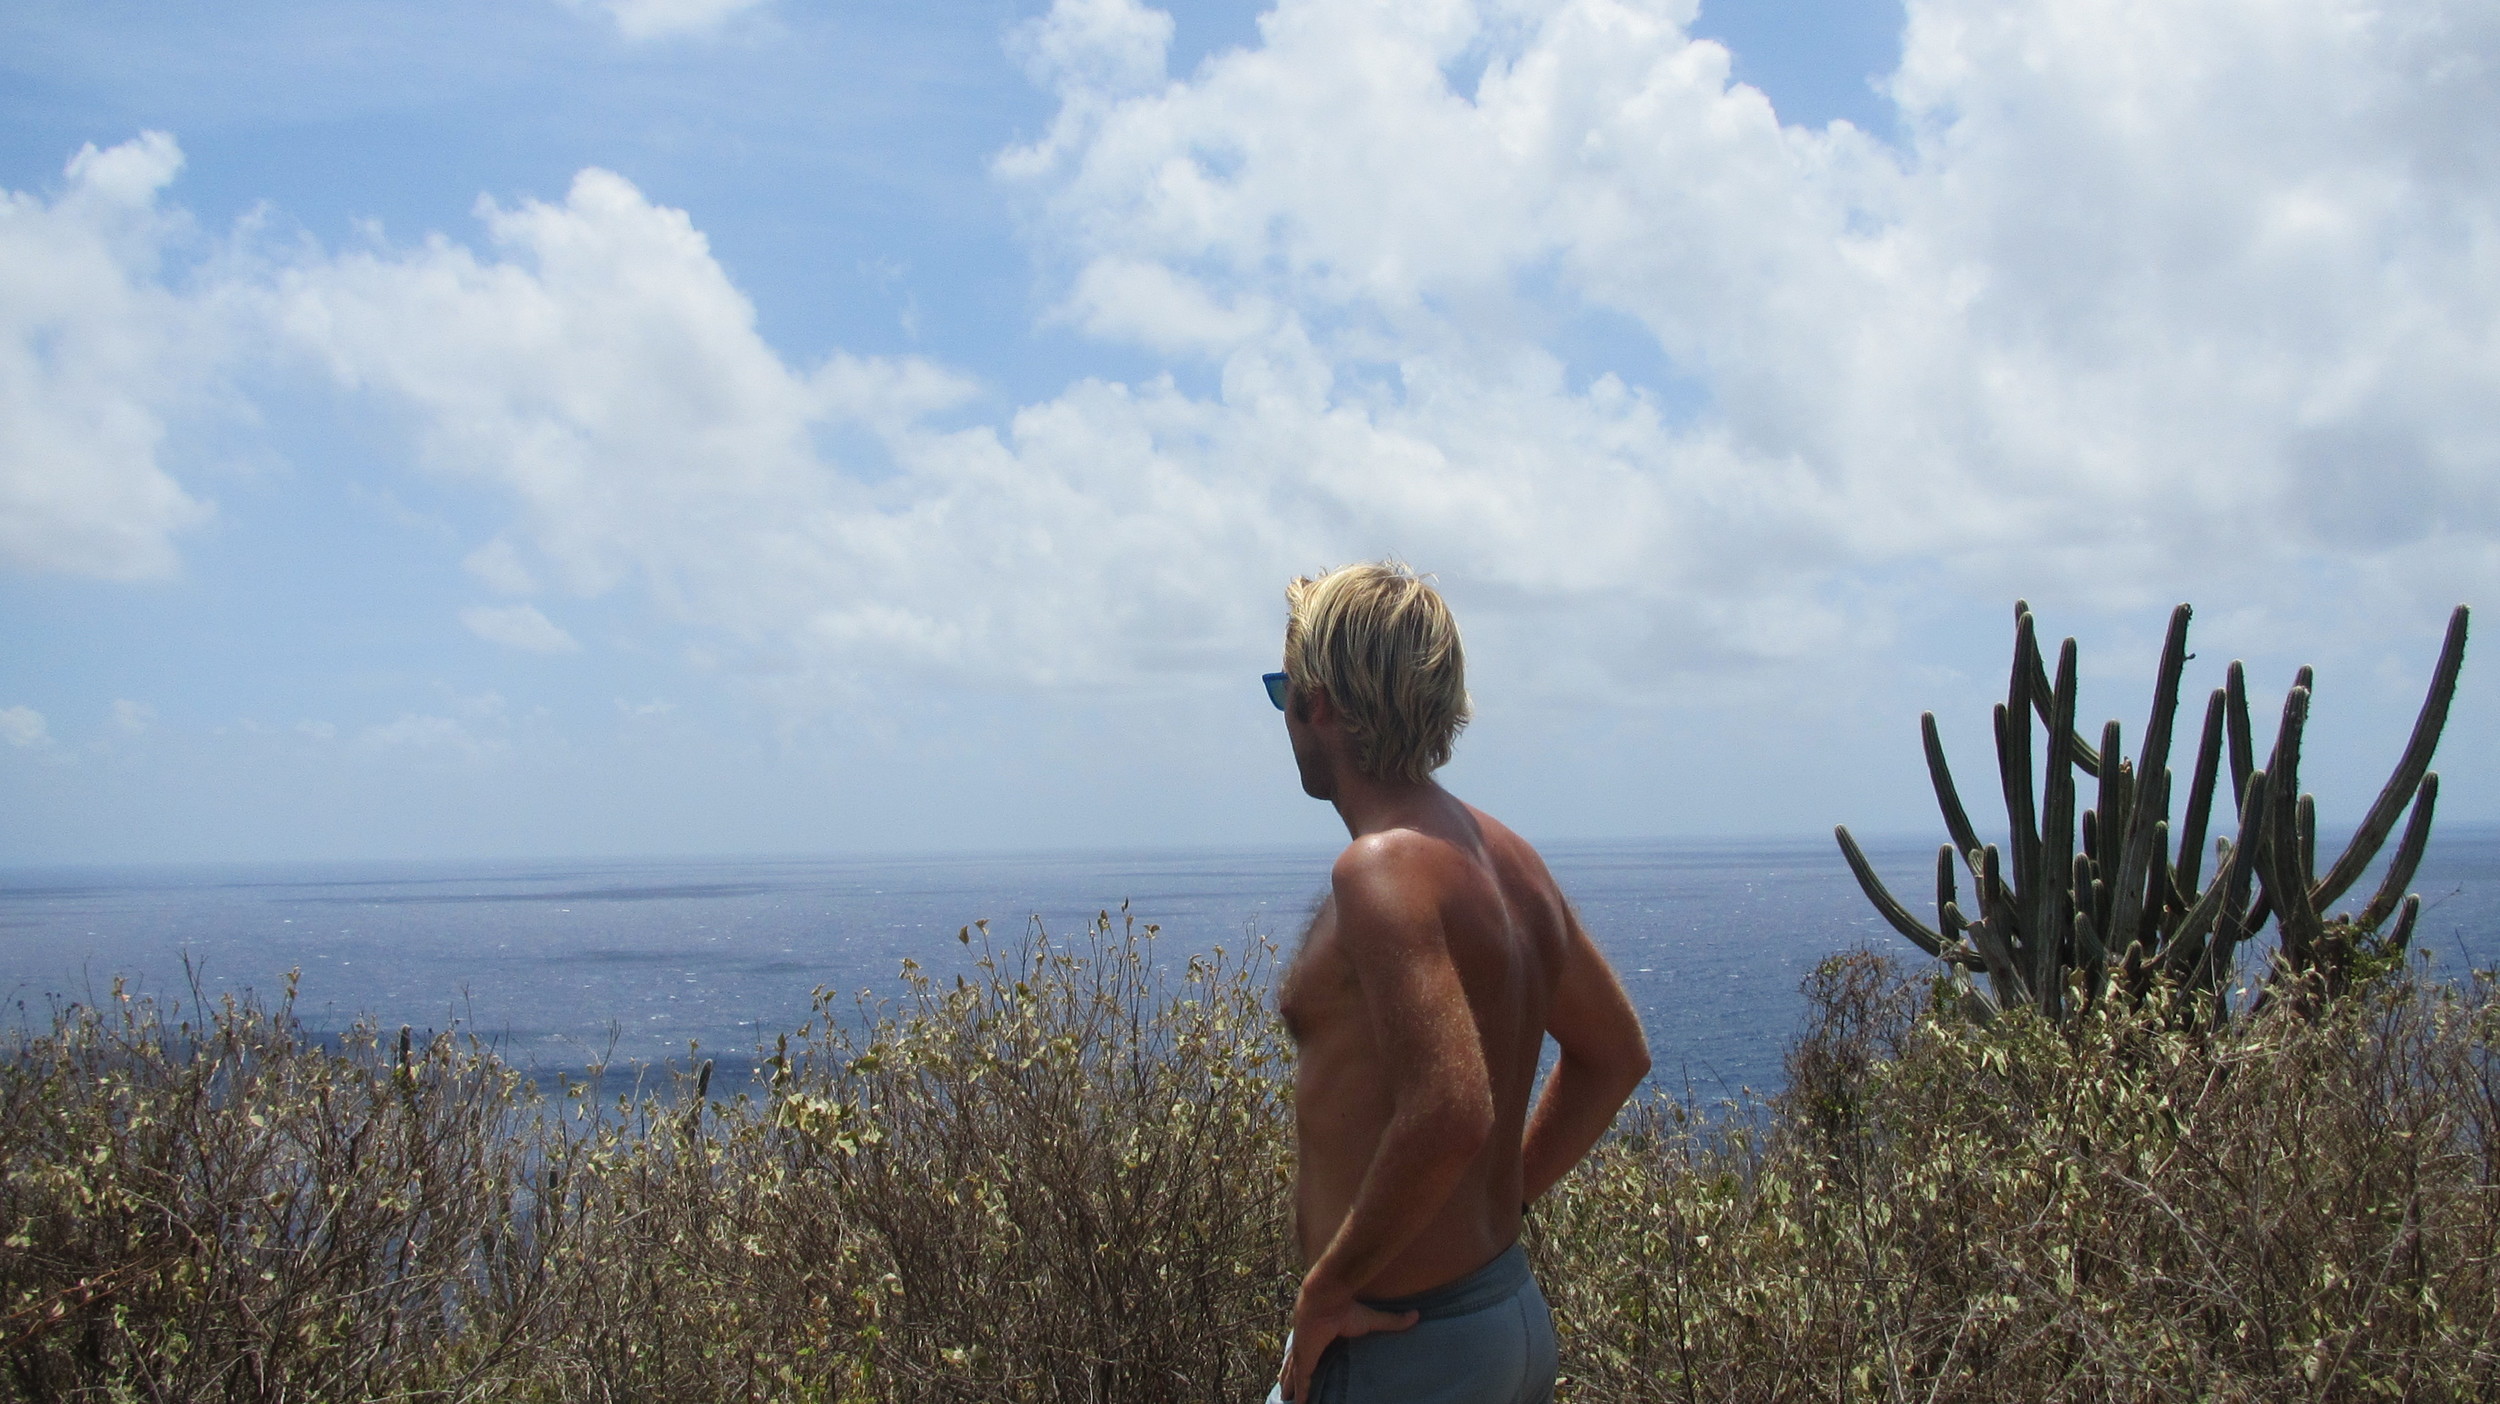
[1,0,2495,865]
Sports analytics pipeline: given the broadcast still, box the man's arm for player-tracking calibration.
[1282,838,1494,1400]
[1520,906,1650,1204]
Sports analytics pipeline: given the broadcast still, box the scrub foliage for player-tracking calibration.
[7,926,2500,1400]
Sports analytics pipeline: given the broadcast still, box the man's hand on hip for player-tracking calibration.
[1277,1276,1419,1401]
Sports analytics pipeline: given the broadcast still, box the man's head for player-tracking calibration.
[1282,561,1470,788]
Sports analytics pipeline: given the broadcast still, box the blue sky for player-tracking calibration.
[3,0,2494,864]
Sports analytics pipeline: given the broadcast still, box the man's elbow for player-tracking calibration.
[1616,1046,1653,1100]
[1592,1057,1648,1111]
[1570,1039,1652,1099]
[1621,1041,1653,1085]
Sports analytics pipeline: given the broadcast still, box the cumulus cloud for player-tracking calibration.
[111,699,154,734]
[1059,258,1279,353]
[1008,0,1176,100]
[461,602,582,654]
[259,154,1811,694]
[274,165,1302,690]
[45,0,2496,709]
[463,538,540,595]
[993,0,2500,661]
[0,133,217,579]
[0,706,49,747]
[569,0,769,42]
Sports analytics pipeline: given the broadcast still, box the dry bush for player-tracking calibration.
[11,926,2500,1403]
[1535,950,2500,1402]
[771,909,1294,1401]
[1,912,1287,1404]
[526,908,1295,1404]
[0,977,549,1402]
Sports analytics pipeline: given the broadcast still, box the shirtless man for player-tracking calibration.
[1263,563,1652,1404]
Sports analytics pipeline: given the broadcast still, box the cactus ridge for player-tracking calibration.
[1835,603,2469,1024]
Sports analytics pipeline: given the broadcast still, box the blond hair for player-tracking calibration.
[1283,561,1470,784]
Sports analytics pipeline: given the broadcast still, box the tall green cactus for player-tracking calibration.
[1837,603,2470,1022]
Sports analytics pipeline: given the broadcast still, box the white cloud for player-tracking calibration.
[111,699,154,734]
[357,713,498,759]
[993,0,2500,641]
[461,602,581,654]
[0,705,49,747]
[262,157,1787,695]
[0,132,217,579]
[1059,258,1277,354]
[1008,0,1176,99]
[60,0,2493,715]
[570,0,769,42]
[463,538,539,595]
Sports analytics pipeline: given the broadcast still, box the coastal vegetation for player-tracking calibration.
[1840,602,2469,1024]
[8,906,2500,1401]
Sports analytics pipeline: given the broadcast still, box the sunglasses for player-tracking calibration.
[1262,672,1290,711]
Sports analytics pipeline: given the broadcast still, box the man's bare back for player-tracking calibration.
[1279,801,1567,1295]
[1266,563,1649,1402]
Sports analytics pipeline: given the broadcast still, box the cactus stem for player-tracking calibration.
[2312,605,2469,909]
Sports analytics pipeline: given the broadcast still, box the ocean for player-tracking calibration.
[6,831,2497,1101]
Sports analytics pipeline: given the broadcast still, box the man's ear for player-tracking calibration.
[1297,681,1333,726]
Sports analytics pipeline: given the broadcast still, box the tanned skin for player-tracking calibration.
[1273,676,1651,1402]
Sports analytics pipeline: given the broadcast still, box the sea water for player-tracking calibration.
[5,831,2496,1101]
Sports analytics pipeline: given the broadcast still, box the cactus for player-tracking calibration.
[1837,602,2469,1022]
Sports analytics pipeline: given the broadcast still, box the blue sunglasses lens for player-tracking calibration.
[1263,672,1289,710]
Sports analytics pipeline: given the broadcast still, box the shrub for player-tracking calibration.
[0,911,1289,1404]
[516,909,1295,1403]
[1535,951,2500,1402]
[0,977,547,1401]
[8,929,2500,1401]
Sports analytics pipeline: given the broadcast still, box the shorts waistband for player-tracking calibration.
[1357,1242,1532,1323]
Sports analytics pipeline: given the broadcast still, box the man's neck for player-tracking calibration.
[1327,771,1452,840]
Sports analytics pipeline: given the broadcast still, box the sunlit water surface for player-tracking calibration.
[6,831,2496,1101]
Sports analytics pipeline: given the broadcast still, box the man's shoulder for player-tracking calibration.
[1321,830,1455,936]
[1328,803,1556,903]
[1329,823,1472,890]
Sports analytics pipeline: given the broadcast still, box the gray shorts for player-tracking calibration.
[1268,1242,1557,1404]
